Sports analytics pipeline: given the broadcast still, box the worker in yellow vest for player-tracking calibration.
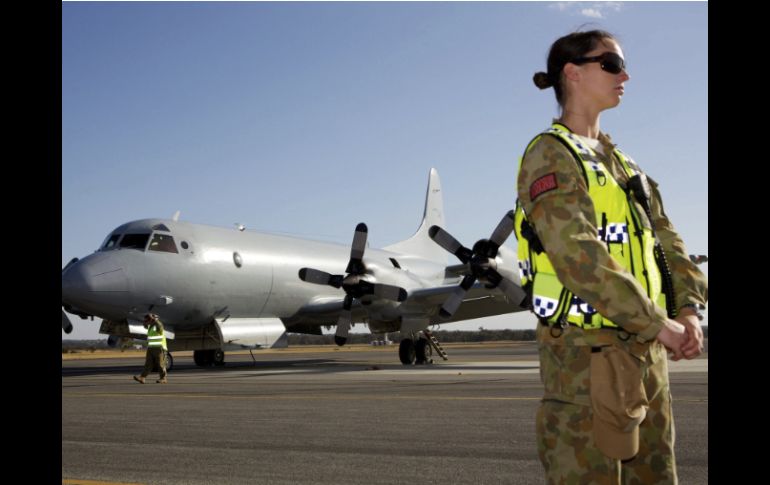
[514,30,707,484]
[133,313,168,384]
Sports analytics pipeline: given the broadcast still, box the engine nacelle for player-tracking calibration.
[495,245,522,286]
[215,317,288,350]
[107,335,133,348]
[368,319,402,334]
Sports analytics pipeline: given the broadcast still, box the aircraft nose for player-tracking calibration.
[61,263,87,304]
[62,259,128,304]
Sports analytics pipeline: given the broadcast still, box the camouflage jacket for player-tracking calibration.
[517,127,708,345]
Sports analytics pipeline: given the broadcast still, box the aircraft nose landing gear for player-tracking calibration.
[164,350,174,372]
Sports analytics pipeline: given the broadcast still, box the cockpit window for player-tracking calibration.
[148,233,179,254]
[119,233,151,250]
[152,223,171,232]
[102,234,121,250]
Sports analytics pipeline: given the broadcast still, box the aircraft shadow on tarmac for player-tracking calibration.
[61,358,540,377]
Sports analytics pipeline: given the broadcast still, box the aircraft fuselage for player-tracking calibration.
[62,218,448,330]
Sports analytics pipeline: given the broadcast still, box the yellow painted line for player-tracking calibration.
[63,480,145,485]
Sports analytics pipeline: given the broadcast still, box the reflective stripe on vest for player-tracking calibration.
[147,324,167,350]
[513,123,666,330]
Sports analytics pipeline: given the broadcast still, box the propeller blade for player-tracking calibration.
[62,310,73,334]
[342,293,354,311]
[439,274,477,319]
[346,223,368,274]
[458,273,478,291]
[428,226,473,263]
[372,284,408,302]
[298,268,343,288]
[334,295,353,346]
[487,210,516,257]
[495,277,529,308]
[334,319,351,346]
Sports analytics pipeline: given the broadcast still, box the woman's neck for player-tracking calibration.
[559,108,601,139]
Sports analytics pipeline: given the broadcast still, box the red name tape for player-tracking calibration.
[530,173,558,201]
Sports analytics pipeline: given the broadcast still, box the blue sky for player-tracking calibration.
[62,1,708,339]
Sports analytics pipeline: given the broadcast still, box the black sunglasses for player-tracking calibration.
[571,52,626,75]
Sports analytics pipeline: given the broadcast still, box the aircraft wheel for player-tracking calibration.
[415,339,433,365]
[213,349,225,366]
[399,338,416,365]
[164,350,174,372]
[193,349,213,367]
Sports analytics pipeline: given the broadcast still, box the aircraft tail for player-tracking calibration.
[383,168,447,265]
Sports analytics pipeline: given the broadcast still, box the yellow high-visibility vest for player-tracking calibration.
[147,324,167,350]
[513,123,666,329]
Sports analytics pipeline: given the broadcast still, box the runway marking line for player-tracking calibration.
[63,480,144,485]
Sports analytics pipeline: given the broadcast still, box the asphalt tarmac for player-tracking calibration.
[62,342,708,485]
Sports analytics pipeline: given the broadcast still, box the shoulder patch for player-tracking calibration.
[530,173,558,201]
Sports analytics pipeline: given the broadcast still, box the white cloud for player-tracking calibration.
[550,2,624,19]
[581,8,604,19]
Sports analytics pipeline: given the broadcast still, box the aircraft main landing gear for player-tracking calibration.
[399,337,434,365]
[398,331,446,365]
[399,338,416,365]
[415,338,433,364]
[193,349,226,367]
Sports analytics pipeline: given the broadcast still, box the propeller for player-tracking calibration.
[429,210,526,319]
[62,310,73,334]
[298,223,407,346]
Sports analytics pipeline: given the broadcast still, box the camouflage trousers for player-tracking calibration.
[141,347,167,380]
[536,337,676,485]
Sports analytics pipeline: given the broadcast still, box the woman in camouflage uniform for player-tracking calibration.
[514,30,707,484]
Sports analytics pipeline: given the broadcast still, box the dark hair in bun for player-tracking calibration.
[533,72,552,90]
[537,29,617,106]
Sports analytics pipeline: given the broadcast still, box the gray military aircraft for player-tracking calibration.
[62,169,530,368]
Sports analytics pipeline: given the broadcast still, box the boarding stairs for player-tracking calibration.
[423,329,448,361]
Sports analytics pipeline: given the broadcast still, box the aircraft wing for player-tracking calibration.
[402,282,528,323]
[284,297,368,327]
[285,281,527,330]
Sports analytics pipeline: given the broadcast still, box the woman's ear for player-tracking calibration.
[563,62,580,82]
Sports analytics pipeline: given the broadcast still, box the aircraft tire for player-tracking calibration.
[415,339,432,365]
[193,349,214,367]
[165,350,174,372]
[399,338,416,365]
[213,349,225,366]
